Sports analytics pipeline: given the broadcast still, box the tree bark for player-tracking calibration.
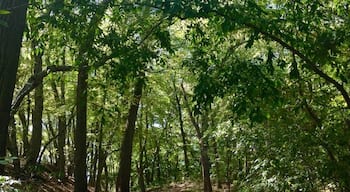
[116,76,144,192]
[174,87,190,177]
[95,114,105,192]
[9,120,20,175]
[137,108,146,192]
[90,137,98,186]
[0,0,29,173]
[74,63,88,192]
[95,149,106,192]
[18,108,29,156]
[27,41,44,166]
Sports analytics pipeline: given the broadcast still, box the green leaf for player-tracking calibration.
[0,10,10,15]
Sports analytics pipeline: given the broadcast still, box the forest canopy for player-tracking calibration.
[0,0,350,191]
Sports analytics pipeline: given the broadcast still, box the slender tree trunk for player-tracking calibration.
[95,121,104,192]
[74,63,88,192]
[225,139,232,182]
[95,149,106,192]
[52,78,67,180]
[200,112,212,192]
[71,1,112,189]
[137,108,146,192]
[67,113,74,177]
[57,114,66,178]
[137,146,146,192]
[9,119,20,175]
[181,84,212,192]
[18,108,29,156]
[27,41,44,166]
[174,89,190,177]
[0,0,29,173]
[90,136,98,186]
[116,76,144,192]
[144,113,151,185]
[200,146,212,192]
[155,141,161,182]
[103,158,109,191]
[59,56,67,180]
[213,140,222,188]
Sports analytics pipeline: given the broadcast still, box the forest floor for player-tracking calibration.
[0,173,94,192]
[147,181,232,192]
[1,165,230,192]
[1,174,231,192]
[0,174,333,192]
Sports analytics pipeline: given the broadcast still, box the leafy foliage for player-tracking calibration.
[5,0,350,191]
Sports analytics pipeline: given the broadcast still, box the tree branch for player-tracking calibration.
[10,65,74,118]
[245,22,350,109]
[211,8,350,109]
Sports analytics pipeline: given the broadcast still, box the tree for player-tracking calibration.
[181,83,213,192]
[72,1,112,190]
[173,79,190,177]
[0,0,29,173]
[27,39,44,166]
[116,75,144,192]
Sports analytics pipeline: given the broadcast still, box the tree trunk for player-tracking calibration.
[0,0,29,173]
[137,146,146,192]
[95,149,106,192]
[51,78,67,180]
[213,140,222,188]
[144,113,152,185]
[67,114,74,177]
[200,112,212,192]
[103,158,109,191]
[174,88,190,177]
[90,137,98,186]
[74,63,88,192]
[9,119,20,175]
[155,141,161,182]
[137,108,146,192]
[95,121,104,192]
[27,41,44,166]
[18,108,29,156]
[181,84,212,192]
[57,114,66,179]
[200,147,212,192]
[116,76,144,192]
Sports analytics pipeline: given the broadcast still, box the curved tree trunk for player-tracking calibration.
[0,0,29,173]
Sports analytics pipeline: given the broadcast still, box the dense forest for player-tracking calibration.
[1,0,350,191]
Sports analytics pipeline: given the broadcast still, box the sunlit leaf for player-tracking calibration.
[0,10,10,15]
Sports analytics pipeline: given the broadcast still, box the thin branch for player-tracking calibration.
[248,23,350,108]
[37,133,59,165]
[10,65,75,118]
[180,83,203,140]
[140,15,169,46]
